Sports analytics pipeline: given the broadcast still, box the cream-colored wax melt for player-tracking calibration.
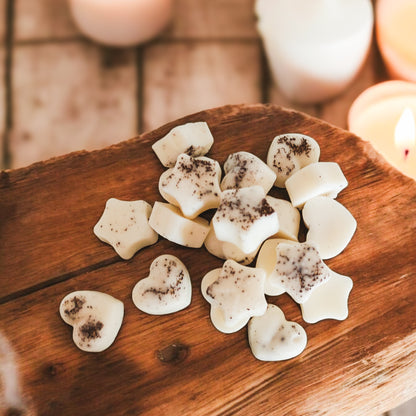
[159,153,222,219]
[132,254,192,315]
[272,241,331,303]
[300,270,353,323]
[149,201,209,248]
[59,291,124,353]
[266,196,300,241]
[212,185,279,254]
[201,260,267,333]
[93,198,158,260]
[303,196,357,259]
[267,133,320,187]
[256,238,297,296]
[152,121,214,167]
[285,162,348,208]
[248,304,307,361]
[221,151,276,193]
[204,222,259,265]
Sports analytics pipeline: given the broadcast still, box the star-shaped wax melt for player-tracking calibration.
[201,260,267,333]
[272,241,331,304]
[159,153,222,219]
[300,270,353,323]
[212,185,279,254]
[94,198,158,260]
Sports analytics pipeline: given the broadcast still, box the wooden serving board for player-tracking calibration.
[0,104,415,416]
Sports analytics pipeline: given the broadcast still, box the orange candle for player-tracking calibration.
[348,81,416,180]
[376,0,416,81]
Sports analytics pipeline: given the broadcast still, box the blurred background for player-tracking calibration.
[0,0,415,414]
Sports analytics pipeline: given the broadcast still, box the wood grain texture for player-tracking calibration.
[14,0,79,42]
[0,46,5,167]
[9,42,138,168]
[1,104,415,415]
[164,0,257,40]
[142,41,261,132]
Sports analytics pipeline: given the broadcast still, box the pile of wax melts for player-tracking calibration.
[60,123,356,360]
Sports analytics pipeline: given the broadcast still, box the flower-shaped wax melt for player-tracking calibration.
[272,241,331,303]
[59,290,124,352]
[152,121,214,167]
[302,196,357,259]
[93,198,158,260]
[149,202,209,248]
[212,185,279,254]
[132,254,192,315]
[221,151,276,193]
[300,270,353,323]
[248,304,307,361]
[159,153,222,219]
[201,260,267,333]
[267,133,320,188]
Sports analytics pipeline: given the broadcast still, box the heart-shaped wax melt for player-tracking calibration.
[59,290,124,353]
[132,254,192,315]
[302,196,357,259]
[248,304,307,361]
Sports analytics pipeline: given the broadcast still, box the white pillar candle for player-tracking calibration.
[255,0,374,103]
[68,0,173,47]
[376,0,416,82]
[348,81,416,181]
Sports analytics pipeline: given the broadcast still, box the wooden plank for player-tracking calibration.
[390,397,416,416]
[14,0,79,42]
[165,0,257,40]
[142,41,261,132]
[0,47,5,168]
[0,0,6,43]
[1,104,415,415]
[9,42,138,168]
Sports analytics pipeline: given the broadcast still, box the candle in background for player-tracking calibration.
[348,81,416,180]
[68,0,173,47]
[376,0,416,82]
[255,0,374,104]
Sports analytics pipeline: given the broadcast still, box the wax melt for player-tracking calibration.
[149,201,209,248]
[267,133,320,187]
[132,254,192,315]
[248,304,307,361]
[59,291,124,352]
[221,151,276,193]
[93,198,158,260]
[152,121,214,167]
[212,185,279,254]
[159,153,222,219]
[201,260,267,333]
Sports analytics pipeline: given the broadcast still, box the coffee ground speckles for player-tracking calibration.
[277,135,312,157]
[63,296,85,318]
[272,136,311,176]
[79,319,104,342]
[275,242,330,303]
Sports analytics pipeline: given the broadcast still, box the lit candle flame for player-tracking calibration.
[394,107,415,160]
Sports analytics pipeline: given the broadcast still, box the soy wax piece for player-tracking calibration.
[212,185,279,254]
[272,241,331,303]
[301,270,353,323]
[248,304,307,361]
[148,201,209,248]
[267,133,320,187]
[93,198,158,260]
[303,196,357,259]
[204,222,259,265]
[59,291,124,353]
[285,162,348,208]
[201,260,267,334]
[221,151,276,193]
[159,153,222,219]
[152,122,214,167]
[132,255,192,315]
[266,196,300,241]
[256,238,297,296]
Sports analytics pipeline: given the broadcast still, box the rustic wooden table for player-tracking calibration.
[0,1,415,415]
